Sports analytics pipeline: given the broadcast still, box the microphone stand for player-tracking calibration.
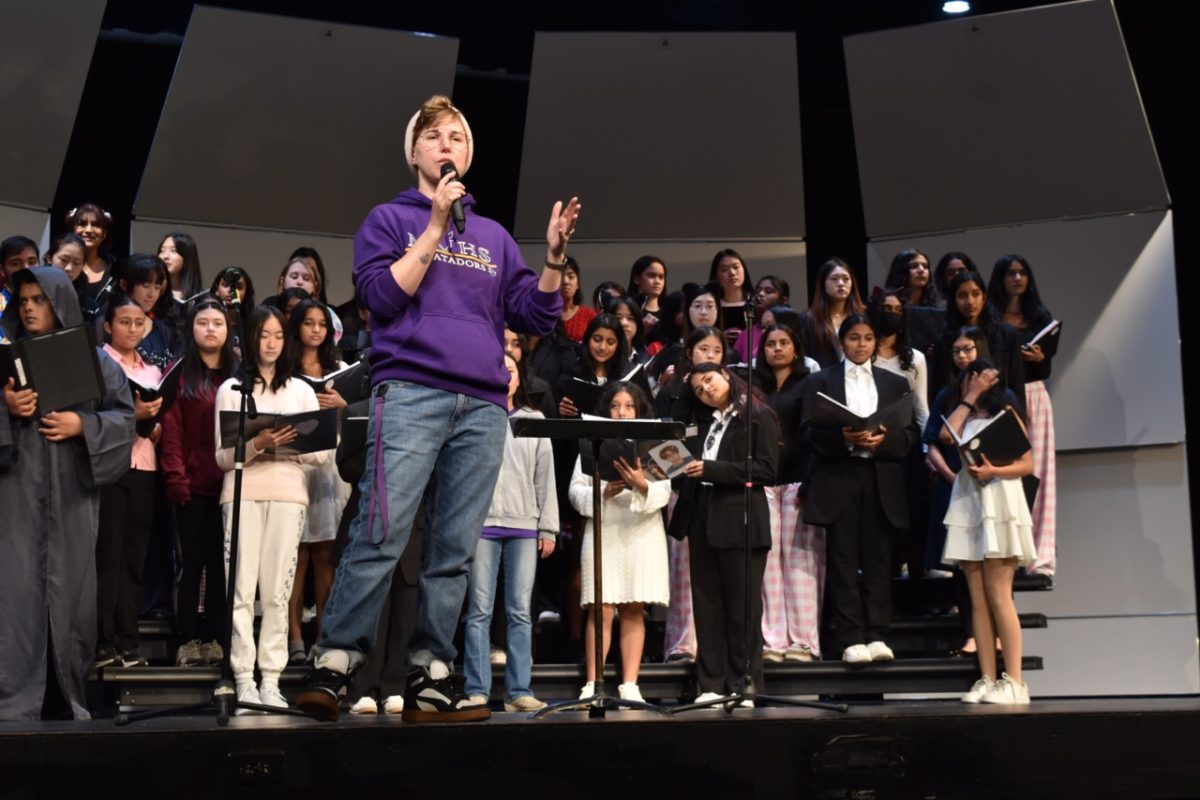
[116,289,307,725]
[675,295,847,714]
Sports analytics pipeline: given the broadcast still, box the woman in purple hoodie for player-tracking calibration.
[299,94,580,723]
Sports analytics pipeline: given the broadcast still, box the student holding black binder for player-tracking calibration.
[213,305,329,713]
[284,299,352,663]
[940,358,1036,705]
[556,313,630,418]
[0,267,135,720]
[800,315,918,665]
[988,255,1059,578]
[94,295,165,669]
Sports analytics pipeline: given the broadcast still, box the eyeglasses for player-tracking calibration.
[952,344,977,356]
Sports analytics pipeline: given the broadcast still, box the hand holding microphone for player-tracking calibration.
[439,162,467,234]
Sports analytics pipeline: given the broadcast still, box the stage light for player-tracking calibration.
[943,1,971,12]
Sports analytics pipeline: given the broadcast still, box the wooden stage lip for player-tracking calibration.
[2,697,1198,798]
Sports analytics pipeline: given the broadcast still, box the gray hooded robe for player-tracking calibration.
[0,266,134,720]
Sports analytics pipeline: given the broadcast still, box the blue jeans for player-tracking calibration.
[314,380,506,672]
[463,535,538,700]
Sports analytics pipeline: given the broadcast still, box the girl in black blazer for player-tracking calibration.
[668,363,780,701]
[800,315,919,664]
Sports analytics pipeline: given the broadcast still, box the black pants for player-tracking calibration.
[96,468,157,652]
[689,522,768,696]
[825,459,895,651]
[175,495,227,643]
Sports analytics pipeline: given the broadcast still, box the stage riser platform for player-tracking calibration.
[1,700,1195,799]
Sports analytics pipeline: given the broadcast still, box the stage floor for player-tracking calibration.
[2,697,1197,799]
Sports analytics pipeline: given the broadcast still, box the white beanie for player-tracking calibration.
[403,100,474,178]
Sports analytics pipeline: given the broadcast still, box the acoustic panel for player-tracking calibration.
[0,205,51,254]
[0,0,105,207]
[866,211,1182,451]
[131,220,354,306]
[516,32,803,241]
[846,0,1168,238]
[516,240,808,312]
[136,8,458,235]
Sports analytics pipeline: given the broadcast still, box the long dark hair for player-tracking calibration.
[211,266,256,312]
[686,361,774,420]
[506,352,534,412]
[987,254,1048,324]
[102,292,144,344]
[244,305,293,392]
[934,251,978,300]
[708,248,751,303]
[598,381,654,419]
[179,295,239,401]
[286,298,341,375]
[867,289,914,372]
[627,255,667,303]
[753,323,809,391]
[960,357,1008,417]
[808,257,865,356]
[604,294,648,357]
[885,248,940,308]
[160,231,204,298]
[663,325,727,388]
[944,325,991,410]
[647,289,685,346]
[116,253,174,320]
[579,313,630,381]
[945,270,993,331]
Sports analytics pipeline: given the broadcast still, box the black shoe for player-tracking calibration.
[95,647,121,669]
[120,651,149,667]
[401,664,491,723]
[296,667,352,722]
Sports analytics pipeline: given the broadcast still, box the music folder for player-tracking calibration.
[129,358,184,436]
[813,391,913,434]
[0,324,105,415]
[940,409,1031,470]
[219,408,339,456]
[295,361,367,404]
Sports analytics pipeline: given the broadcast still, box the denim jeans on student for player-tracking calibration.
[314,380,506,673]
[463,535,538,700]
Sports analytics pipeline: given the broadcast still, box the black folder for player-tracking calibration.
[295,361,367,405]
[219,408,339,456]
[941,409,1031,469]
[0,324,105,415]
[563,378,604,416]
[813,391,914,434]
[129,358,184,436]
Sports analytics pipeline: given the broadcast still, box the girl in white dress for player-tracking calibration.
[941,358,1035,705]
[571,382,670,703]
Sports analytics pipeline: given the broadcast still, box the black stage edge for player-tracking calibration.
[1,698,1197,799]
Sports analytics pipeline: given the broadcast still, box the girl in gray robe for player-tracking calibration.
[0,266,135,720]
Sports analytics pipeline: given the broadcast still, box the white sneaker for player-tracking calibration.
[234,684,264,716]
[842,644,872,664]
[382,695,404,714]
[537,610,562,624]
[961,676,996,704]
[467,694,490,708]
[489,647,507,665]
[578,681,596,700]
[762,648,785,663]
[693,691,725,709]
[737,698,755,709]
[349,696,378,714]
[504,695,547,712]
[258,684,289,709]
[617,682,644,703]
[866,641,894,662]
[981,673,1030,705]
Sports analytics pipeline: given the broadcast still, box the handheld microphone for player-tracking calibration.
[440,162,467,234]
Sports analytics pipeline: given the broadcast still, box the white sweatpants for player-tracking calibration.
[222,500,307,685]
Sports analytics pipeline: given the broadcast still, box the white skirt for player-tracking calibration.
[942,472,1036,565]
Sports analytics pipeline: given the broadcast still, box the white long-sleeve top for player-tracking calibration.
[875,348,930,431]
[214,376,329,506]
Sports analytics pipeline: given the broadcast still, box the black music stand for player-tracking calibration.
[511,417,682,719]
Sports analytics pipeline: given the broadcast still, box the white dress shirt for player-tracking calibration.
[844,359,878,459]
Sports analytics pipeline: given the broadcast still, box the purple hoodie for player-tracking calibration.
[353,188,562,408]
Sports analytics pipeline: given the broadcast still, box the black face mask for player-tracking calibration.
[876,311,904,336]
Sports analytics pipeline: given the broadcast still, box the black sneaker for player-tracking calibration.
[401,664,491,723]
[296,667,352,722]
[94,647,121,669]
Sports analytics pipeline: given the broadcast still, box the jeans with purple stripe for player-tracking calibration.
[314,380,506,673]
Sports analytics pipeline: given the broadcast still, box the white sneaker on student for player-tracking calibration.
[578,681,596,700]
[234,684,264,716]
[349,696,378,714]
[693,691,724,708]
[618,682,644,703]
[981,673,1031,705]
[842,644,872,664]
[258,684,289,709]
[382,695,404,714]
[504,695,547,712]
[866,641,895,662]
[961,676,996,704]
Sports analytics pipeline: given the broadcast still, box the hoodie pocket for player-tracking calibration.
[401,313,506,387]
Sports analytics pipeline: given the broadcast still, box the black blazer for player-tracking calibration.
[668,406,780,549]
[800,362,919,529]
